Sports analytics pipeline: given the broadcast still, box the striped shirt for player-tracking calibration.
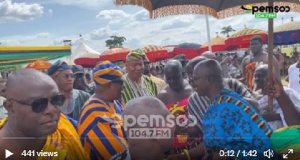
[78,95,128,160]
[122,75,157,103]
[188,78,254,133]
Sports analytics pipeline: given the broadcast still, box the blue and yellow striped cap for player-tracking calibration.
[92,61,123,85]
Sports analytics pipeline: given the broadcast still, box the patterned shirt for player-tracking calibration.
[203,88,272,157]
[78,95,128,160]
[122,75,157,103]
[188,78,254,132]
[60,89,90,120]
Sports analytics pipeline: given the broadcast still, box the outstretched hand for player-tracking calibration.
[264,75,284,98]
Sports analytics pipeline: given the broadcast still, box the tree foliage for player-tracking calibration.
[221,26,235,37]
[105,36,126,49]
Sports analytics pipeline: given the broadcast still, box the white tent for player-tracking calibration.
[71,40,100,62]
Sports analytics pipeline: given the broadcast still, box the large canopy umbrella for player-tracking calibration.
[25,59,52,70]
[173,43,201,59]
[143,45,169,62]
[274,18,300,45]
[226,27,267,51]
[115,0,300,110]
[200,35,226,53]
[73,41,101,68]
[99,48,131,62]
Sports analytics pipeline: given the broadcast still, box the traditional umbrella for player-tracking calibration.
[200,35,226,53]
[99,47,131,62]
[274,18,300,45]
[226,26,267,51]
[25,59,52,70]
[173,43,201,59]
[73,41,101,68]
[143,45,169,62]
[115,0,300,110]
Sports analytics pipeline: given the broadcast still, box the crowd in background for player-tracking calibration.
[0,35,300,160]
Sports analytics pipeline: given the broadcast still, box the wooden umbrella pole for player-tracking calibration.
[267,0,274,111]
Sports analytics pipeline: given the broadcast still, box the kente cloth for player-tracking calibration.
[92,61,123,86]
[271,125,300,160]
[166,98,200,153]
[188,78,254,133]
[59,89,90,120]
[121,74,157,104]
[78,95,128,160]
[126,49,146,61]
[0,114,90,160]
[244,61,263,91]
[203,88,273,157]
[150,75,166,92]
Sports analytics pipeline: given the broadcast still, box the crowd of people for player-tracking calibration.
[0,35,300,160]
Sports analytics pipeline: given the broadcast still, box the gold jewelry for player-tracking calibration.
[182,149,191,160]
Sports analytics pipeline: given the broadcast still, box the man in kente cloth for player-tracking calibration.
[194,59,273,159]
[241,35,280,91]
[158,60,201,160]
[122,49,157,103]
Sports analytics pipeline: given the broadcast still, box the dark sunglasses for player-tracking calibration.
[10,94,65,113]
[111,79,124,85]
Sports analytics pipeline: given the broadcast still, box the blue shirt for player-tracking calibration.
[203,88,272,158]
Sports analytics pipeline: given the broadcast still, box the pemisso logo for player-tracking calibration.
[241,5,290,14]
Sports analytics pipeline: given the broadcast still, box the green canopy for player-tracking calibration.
[0,46,71,71]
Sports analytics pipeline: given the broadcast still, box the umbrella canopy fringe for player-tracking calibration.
[114,0,153,17]
[115,1,300,19]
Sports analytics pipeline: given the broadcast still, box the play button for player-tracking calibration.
[5,149,13,158]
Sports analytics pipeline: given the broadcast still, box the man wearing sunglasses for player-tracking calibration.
[0,69,89,160]
[48,60,90,120]
[78,61,128,160]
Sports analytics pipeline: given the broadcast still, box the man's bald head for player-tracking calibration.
[255,65,268,75]
[4,69,61,138]
[124,97,175,160]
[124,97,171,130]
[124,97,170,119]
[164,59,182,73]
[6,69,57,99]
[193,59,222,78]
[201,51,216,59]
[164,59,185,90]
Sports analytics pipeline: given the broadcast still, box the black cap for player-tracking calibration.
[72,65,84,74]
[47,60,71,75]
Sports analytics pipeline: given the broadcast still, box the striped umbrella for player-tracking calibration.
[143,45,169,62]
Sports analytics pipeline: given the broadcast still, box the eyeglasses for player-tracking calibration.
[111,79,124,85]
[59,73,75,79]
[9,94,65,113]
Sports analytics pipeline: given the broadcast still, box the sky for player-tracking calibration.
[0,0,300,53]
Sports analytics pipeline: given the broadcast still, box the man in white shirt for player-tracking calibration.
[255,65,300,131]
[288,57,300,94]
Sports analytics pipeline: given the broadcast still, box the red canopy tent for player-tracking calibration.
[225,27,267,51]
[99,48,131,62]
[172,43,201,59]
[143,45,169,62]
[200,36,227,53]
